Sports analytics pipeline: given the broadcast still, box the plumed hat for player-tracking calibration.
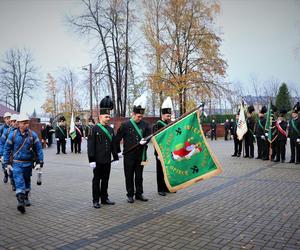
[59,116,66,122]
[247,105,255,114]
[75,116,80,122]
[161,97,172,114]
[292,102,300,114]
[279,108,287,117]
[100,96,113,115]
[133,93,147,114]
[259,106,267,114]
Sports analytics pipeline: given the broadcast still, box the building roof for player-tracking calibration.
[0,103,19,117]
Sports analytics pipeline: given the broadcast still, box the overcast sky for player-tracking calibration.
[0,0,299,114]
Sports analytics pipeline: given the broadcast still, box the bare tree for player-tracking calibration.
[0,48,39,112]
[263,77,280,99]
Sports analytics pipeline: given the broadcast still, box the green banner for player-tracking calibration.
[151,110,222,192]
[265,100,276,143]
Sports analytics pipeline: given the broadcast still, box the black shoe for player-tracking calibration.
[56,152,60,155]
[93,202,101,209]
[3,175,8,183]
[237,154,241,157]
[231,154,237,157]
[281,160,285,163]
[63,152,67,154]
[135,194,148,202]
[158,192,166,196]
[24,192,31,207]
[12,185,16,191]
[243,155,249,158]
[16,193,26,214]
[127,196,134,203]
[273,159,280,162]
[255,156,261,159]
[295,162,300,165]
[262,157,269,161]
[289,160,295,163]
[101,199,115,205]
[249,156,253,159]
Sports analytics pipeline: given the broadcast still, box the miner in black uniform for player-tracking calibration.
[224,119,230,141]
[231,111,242,157]
[244,105,255,158]
[88,96,118,208]
[288,102,300,164]
[85,116,95,139]
[55,116,67,154]
[229,118,234,140]
[115,94,151,203]
[210,119,217,140]
[255,106,267,160]
[152,97,172,196]
[274,108,287,163]
[269,105,278,161]
[74,117,84,154]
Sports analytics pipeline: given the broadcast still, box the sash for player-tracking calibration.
[275,121,287,138]
[158,120,167,127]
[75,125,83,137]
[258,119,264,130]
[291,120,300,135]
[97,123,112,141]
[130,118,146,162]
[57,126,66,137]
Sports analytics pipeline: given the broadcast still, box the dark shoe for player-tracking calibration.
[237,154,241,157]
[281,160,285,163]
[231,154,237,157]
[289,160,295,163]
[255,156,261,159]
[249,156,253,159]
[24,191,31,207]
[3,175,8,183]
[243,155,249,158]
[12,184,16,191]
[158,192,166,196]
[56,152,60,155]
[93,202,101,209]
[101,199,115,205]
[295,162,300,165]
[63,152,67,154]
[16,193,26,214]
[262,157,269,161]
[127,196,134,203]
[135,194,148,202]
[273,159,280,162]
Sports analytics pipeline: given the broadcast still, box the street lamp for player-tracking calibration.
[82,63,93,117]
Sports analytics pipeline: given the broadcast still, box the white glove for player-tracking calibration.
[297,138,300,143]
[265,133,268,137]
[278,120,282,123]
[56,138,59,141]
[89,162,96,169]
[253,135,256,138]
[230,135,233,139]
[118,153,123,158]
[261,135,265,139]
[139,138,147,145]
[34,164,41,171]
[65,138,67,141]
[0,156,3,163]
[287,137,290,142]
[112,160,119,166]
[157,156,160,161]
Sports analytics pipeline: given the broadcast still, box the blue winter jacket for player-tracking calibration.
[3,128,44,167]
[0,126,14,156]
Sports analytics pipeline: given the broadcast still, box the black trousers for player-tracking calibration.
[290,139,300,163]
[57,139,66,153]
[233,137,242,155]
[211,130,217,140]
[92,163,111,202]
[124,157,144,197]
[156,158,168,193]
[257,137,268,159]
[70,139,74,153]
[245,135,254,157]
[224,129,229,140]
[275,139,286,161]
[74,140,81,153]
[271,140,277,160]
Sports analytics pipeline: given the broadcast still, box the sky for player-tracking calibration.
[0,0,299,114]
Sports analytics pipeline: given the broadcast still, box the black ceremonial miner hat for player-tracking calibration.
[247,105,255,114]
[100,96,113,115]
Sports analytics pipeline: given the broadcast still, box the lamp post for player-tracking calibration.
[82,63,93,117]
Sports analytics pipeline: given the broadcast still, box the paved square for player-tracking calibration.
[0,139,299,249]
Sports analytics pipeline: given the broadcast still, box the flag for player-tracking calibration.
[69,113,76,140]
[151,110,222,192]
[265,99,276,143]
[237,102,248,140]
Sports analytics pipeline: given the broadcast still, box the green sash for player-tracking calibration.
[258,120,264,130]
[158,120,167,127]
[291,120,300,135]
[97,123,112,141]
[130,118,146,161]
[57,126,66,137]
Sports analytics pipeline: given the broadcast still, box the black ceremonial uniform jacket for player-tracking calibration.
[55,125,67,140]
[276,120,287,141]
[88,124,118,164]
[255,117,266,137]
[152,119,168,157]
[245,117,255,139]
[115,119,151,161]
[288,117,300,140]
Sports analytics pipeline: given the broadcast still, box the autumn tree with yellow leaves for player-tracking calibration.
[143,0,227,115]
[41,73,58,117]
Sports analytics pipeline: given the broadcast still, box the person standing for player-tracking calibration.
[88,96,118,208]
[115,93,151,203]
[224,119,230,141]
[3,115,44,214]
[288,102,300,164]
[231,112,242,157]
[229,118,234,140]
[0,112,11,183]
[55,116,67,154]
[244,105,255,158]
[74,117,83,154]
[274,109,288,163]
[210,119,217,140]
[152,97,172,196]
[255,106,267,160]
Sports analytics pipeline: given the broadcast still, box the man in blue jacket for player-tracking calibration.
[3,115,44,214]
[0,112,11,183]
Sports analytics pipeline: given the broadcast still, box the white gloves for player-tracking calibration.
[0,156,3,163]
[297,138,300,143]
[56,138,59,141]
[118,153,123,158]
[89,162,96,169]
[261,135,265,140]
[287,138,290,142]
[34,164,41,171]
[253,135,256,138]
[65,138,67,141]
[265,133,268,137]
[112,160,119,166]
[139,138,147,145]
[157,156,160,161]
[230,135,233,139]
